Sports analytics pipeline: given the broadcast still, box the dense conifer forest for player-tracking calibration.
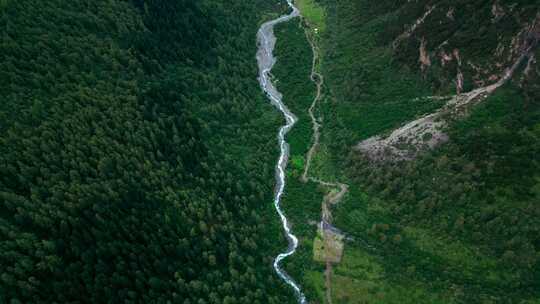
[0,0,296,302]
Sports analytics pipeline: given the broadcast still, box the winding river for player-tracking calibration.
[256,1,306,303]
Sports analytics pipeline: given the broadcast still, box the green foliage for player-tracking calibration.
[271,19,327,301]
[295,0,326,32]
[273,19,316,159]
[0,0,296,302]
[370,0,537,92]
[300,0,540,303]
[331,245,455,304]
[317,0,444,144]
[347,86,540,302]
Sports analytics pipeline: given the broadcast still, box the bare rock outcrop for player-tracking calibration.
[355,30,538,161]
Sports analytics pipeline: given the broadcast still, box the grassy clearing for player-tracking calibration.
[309,139,339,181]
[332,246,455,304]
[403,227,505,283]
[312,232,326,262]
[313,226,344,263]
[295,0,326,33]
[304,270,326,301]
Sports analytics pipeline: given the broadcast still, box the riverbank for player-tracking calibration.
[256,1,309,302]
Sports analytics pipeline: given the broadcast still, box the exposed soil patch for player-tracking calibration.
[356,14,539,162]
[356,40,537,161]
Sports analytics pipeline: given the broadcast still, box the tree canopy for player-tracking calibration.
[0,0,294,302]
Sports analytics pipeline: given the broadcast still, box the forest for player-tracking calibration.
[0,0,297,303]
[1,0,539,303]
[268,0,540,302]
[324,0,539,302]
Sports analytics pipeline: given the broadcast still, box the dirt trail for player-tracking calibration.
[300,28,323,185]
[300,24,348,304]
[325,261,333,304]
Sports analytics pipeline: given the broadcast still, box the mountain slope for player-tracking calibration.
[0,0,295,303]
[275,0,540,302]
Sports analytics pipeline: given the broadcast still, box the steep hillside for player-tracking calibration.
[387,0,539,94]
[325,0,539,97]
[278,0,540,302]
[0,0,295,303]
[355,1,539,160]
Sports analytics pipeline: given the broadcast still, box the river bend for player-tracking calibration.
[255,1,306,303]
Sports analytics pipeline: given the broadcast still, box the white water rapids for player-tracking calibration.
[256,1,307,303]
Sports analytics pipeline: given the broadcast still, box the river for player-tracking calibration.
[255,1,307,303]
